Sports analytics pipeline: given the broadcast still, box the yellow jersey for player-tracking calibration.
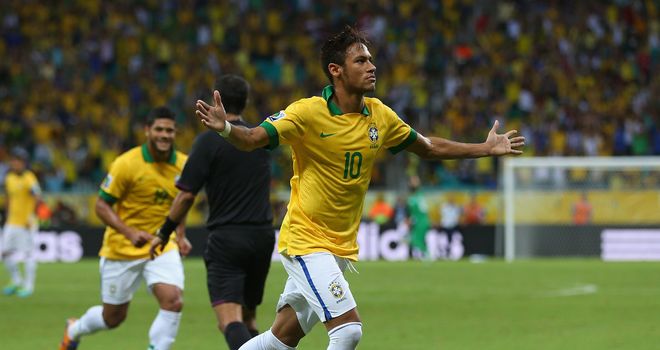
[98,144,187,260]
[4,170,40,228]
[261,85,417,260]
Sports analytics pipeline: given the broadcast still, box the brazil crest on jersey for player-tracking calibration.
[260,85,417,260]
[98,144,187,260]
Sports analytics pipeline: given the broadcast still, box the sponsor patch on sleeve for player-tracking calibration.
[268,110,286,122]
[102,174,113,189]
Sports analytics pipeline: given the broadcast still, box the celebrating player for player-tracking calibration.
[60,107,189,350]
[196,25,524,350]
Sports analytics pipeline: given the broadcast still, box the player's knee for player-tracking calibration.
[327,322,362,349]
[163,297,183,312]
[103,311,127,329]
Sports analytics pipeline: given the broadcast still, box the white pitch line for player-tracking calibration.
[542,284,598,297]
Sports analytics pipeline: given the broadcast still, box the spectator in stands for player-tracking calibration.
[572,192,593,225]
[2,1,659,193]
[368,192,394,225]
[463,193,485,225]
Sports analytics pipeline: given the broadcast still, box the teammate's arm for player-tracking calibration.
[406,120,525,159]
[150,190,196,259]
[95,197,152,248]
[196,90,270,151]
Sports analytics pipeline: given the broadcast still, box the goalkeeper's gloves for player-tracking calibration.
[156,217,179,245]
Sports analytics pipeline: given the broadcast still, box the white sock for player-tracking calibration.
[23,253,36,291]
[4,253,22,285]
[327,322,362,350]
[239,329,296,350]
[69,305,109,340]
[148,309,181,350]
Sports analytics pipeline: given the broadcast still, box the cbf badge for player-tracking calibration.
[329,281,345,299]
[368,122,379,149]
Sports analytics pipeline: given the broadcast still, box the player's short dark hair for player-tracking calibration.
[214,74,249,115]
[320,25,371,84]
[10,147,29,162]
[146,106,176,126]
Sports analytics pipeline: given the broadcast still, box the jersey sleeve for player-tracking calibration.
[176,132,216,194]
[258,101,308,150]
[381,105,418,154]
[27,172,41,196]
[99,157,130,204]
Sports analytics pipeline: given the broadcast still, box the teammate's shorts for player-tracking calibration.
[277,251,357,333]
[1,225,35,257]
[100,249,184,305]
[204,227,275,309]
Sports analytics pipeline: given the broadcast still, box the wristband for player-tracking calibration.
[217,120,232,137]
[157,217,179,242]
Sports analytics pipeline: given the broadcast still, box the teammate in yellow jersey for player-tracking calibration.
[59,107,190,350]
[196,26,525,350]
[2,147,41,298]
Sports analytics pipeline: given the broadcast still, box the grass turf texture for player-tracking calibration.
[1,259,659,349]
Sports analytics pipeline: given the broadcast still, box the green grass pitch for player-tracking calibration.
[1,258,659,349]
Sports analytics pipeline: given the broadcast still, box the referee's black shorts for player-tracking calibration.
[203,226,275,309]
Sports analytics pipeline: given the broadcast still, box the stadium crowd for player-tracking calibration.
[1,0,659,192]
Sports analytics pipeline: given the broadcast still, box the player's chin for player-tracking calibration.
[156,141,172,152]
[363,82,376,92]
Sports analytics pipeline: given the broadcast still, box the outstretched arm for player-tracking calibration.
[196,90,270,151]
[406,120,525,159]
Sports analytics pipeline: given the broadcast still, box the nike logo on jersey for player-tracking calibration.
[320,132,336,138]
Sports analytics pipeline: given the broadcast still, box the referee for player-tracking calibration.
[150,75,274,350]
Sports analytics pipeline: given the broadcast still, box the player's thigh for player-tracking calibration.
[281,252,357,324]
[100,257,146,305]
[204,232,247,305]
[244,229,276,308]
[1,225,30,256]
[144,249,184,292]
[276,275,321,335]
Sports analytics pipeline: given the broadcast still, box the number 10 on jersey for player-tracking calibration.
[343,152,363,179]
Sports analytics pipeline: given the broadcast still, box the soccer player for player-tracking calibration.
[196,26,525,350]
[1,147,41,298]
[150,75,275,350]
[59,107,190,350]
[407,175,430,260]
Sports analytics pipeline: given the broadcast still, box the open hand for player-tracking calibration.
[485,120,525,156]
[196,90,228,132]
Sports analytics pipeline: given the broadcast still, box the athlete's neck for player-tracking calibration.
[332,85,365,114]
[226,113,242,122]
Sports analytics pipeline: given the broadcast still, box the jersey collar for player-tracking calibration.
[322,85,370,116]
[141,143,176,164]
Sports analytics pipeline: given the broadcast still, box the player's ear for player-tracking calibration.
[328,63,342,78]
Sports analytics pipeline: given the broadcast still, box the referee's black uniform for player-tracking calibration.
[176,125,274,309]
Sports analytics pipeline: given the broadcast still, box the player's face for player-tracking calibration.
[340,43,376,93]
[9,158,25,173]
[145,118,176,155]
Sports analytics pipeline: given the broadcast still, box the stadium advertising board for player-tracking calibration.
[0,222,496,263]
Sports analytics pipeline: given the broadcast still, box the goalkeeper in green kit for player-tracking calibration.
[407,176,430,260]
